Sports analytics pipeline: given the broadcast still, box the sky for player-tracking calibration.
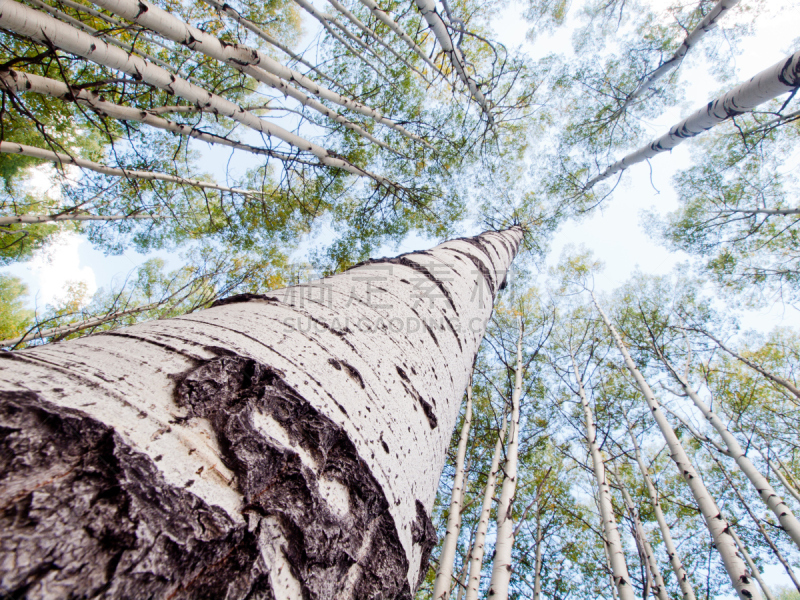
[2,0,800,594]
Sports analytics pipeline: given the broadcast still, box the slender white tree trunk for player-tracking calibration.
[200,0,342,89]
[487,318,524,599]
[0,0,396,183]
[88,0,428,147]
[0,226,523,598]
[433,380,474,600]
[614,469,669,600]
[730,530,776,600]
[464,414,507,600]
[0,71,316,164]
[532,514,544,600]
[585,49,800,190]
[660,353,800,550]
[355,0,447,77]
[754,447,800,505]
[627,425,697,600]
[591,292,762,600]
[0,212,156,225]
[324,0,432,83]
[620,0,740,112]
[714,208,800,215]
[0,141,259,195]
[412,0,493,124]
[570,347,636,600]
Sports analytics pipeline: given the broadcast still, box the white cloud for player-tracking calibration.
[24,232,97,308]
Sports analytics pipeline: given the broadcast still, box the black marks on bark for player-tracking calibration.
[424,322,439,346]
[411,500,436,589]
[396,368,437,429]
[417,398,438,429]
[210,293,280,308]
[175,354,413,599]
[394,257,457,313]
[396,365,409,382]
[448,248,495,296]
[442,316,463,352]
[0,391,271,599]
[330,358,365,389]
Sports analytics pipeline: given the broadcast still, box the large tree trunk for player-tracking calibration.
[0,227,523,598]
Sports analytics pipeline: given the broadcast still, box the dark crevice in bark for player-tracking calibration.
[411,500,437,588]
[210,293,281,308]
[175,353,426,599]
[0,391,272,599]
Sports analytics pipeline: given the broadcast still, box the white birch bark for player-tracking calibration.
[614,470,669,600]
[627,425,697,600]
[463,414,507,600]
[0,302,161,348]
[22,0,206,86]
[754,447,800,505]
[0,212,156,225]
[714,455,800,592]
[89,0,429,147]
[0,70,318,165]
[660,353,800,550]
[325,0,432,83]
[585,49,800,190]
[355,0,448,78]
[487,318,524,599]
[532,515,543,600]
[570,347,636,600]
[199,0,343,91]
[619,0,741,113]
[0,226,524,597]
[0,0,395,184]
[0,142,258,195]
[730,529,776,600]
[85,0,398,154]
[433,381,473,600]
[412,0,493,124]
[591,292,762,600]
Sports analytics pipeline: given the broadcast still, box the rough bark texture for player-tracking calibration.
[0,227,523,598]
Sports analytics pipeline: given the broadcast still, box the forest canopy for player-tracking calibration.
[0,0,799,598]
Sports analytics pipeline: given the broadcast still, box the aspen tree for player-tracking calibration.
[585,49,800,191]
[487,317,524,599]
[0,142,261,196]
[464,414,507,600]
[655,344,800,550]
[0,226,523,597]
[626,423,697,600]
[591,291,762,600]
[433,379,474,600]
[568,343,636,600]
[612,465,669,600]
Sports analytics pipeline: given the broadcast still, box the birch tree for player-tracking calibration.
[0,225,523,597]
